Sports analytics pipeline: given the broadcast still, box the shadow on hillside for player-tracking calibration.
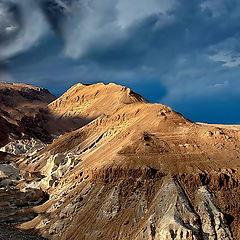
[17,108,96,143]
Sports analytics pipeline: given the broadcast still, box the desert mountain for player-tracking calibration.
[0,82,240,240]
[45,83,148,135]
[0,83,56,147]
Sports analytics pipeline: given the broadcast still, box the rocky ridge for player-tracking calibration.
[0,83,56,147]
[0,82,239,239]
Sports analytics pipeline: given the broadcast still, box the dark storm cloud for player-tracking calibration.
[1,0,240,123]
[0,63,13,82]
[39,0,71,34]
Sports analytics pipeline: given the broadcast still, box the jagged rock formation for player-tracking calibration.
[0,82,239,240]
[0,138,46,156]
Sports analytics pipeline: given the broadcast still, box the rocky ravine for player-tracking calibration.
[0,82,240,240]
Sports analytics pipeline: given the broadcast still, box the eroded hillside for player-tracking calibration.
[0,82,240,240]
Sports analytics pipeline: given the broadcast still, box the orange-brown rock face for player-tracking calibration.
[0,82,240,240]
[48,83,147,115]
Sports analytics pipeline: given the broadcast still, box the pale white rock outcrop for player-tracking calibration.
[99,186,121,218]
[40,152,81,189]
[196,187,233,240]
[0,138,45,156]
[135,178,201,240]
[134,180,234,240]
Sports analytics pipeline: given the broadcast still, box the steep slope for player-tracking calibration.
[0,82,240,240]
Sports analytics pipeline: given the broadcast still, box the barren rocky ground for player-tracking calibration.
[0,224,47,240]
[0,82,240,239]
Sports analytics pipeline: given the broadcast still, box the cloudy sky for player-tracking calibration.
[0,0,240,124]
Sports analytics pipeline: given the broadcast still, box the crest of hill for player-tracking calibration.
[48,83,148,119]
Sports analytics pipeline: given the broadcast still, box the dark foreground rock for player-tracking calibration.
[0,224,48,240]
